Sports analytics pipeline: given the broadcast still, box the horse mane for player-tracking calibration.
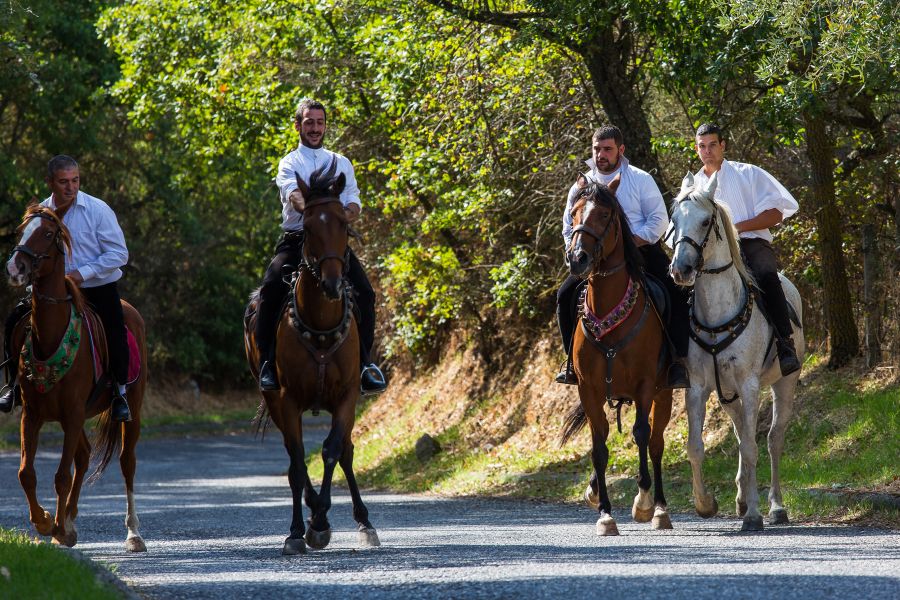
[678,189,756,288]
[20,204,86,312]
[575,182,644,278]
[306,157,341,201]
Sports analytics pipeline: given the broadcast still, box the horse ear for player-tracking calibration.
[331,172,346,197]
[607,173,621,195]
[294,171,310,198]
[704,170,719,197]
[680,172,695,195]
[576,174,588,189]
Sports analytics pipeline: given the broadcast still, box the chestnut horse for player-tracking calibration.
[244,160,379,555]
[560,178,674,536]
[5,205,147,551]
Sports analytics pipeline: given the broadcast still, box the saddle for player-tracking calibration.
[642,273,673,379]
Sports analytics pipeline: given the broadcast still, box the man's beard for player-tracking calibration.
[301,134,324,149]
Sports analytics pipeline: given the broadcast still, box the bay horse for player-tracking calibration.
[244,160,379,555]
[669,172,804,531]
[5,205,147,551]
[560,177,674,536]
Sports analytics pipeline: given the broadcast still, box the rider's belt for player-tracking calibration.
[282,230,305,244]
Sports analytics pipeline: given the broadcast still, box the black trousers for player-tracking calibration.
[3,281,129,386]
[255,231,376,365]
[556,242,690,357]
[740,238,792,339]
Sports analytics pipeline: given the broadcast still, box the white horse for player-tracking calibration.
[668,172,804,531]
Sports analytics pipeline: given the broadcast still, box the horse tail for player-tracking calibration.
[560,403,587,447]
[88,401,121,483]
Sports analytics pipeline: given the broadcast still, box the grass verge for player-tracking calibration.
[0,527,125,599]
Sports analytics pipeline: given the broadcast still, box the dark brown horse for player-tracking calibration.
[5,205,147,551]
[560,178,674,535]
[244,162,379,555]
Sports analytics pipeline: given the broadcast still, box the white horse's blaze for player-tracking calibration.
[672,178,804,530]
[6,217,42,284]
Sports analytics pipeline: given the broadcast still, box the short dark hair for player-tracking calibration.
[592,125,624,146]
[47,155,79,179]
[695,123,724,141]
[294,98,327,123]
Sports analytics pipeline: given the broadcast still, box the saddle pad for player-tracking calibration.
[85,317,141,386]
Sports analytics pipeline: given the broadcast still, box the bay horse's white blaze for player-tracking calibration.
[6,217,42,284]
[669,172,804,531]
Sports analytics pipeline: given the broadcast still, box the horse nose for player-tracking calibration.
[322,277,343,300]
[569,249,590,274]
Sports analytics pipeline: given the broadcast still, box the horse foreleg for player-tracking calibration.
[63,430,90,546]
[767,375,797,525]
[646,390,673,530]
[734,383,763,531]
[338,438,380,547]
[19,411,52,536]
[685,386,717,517]
[52,421,81,547]
[280,406,308,555]
[631,396,654,524]
[306,402,350,549]
[580,389,617,536]
[121,420,146,552]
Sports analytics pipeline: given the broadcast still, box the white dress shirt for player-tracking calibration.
[563,155,668,248]
[275,143,361,232]
[41,191,128,288]
[694,160,798,242]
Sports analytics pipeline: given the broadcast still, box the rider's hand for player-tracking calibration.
[289,190,305,212]
[67,271,84,285]
[344,204,360,223]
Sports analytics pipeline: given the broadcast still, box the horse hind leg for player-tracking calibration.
[767,376,797,525]
[648,391,673,530]
[631,401,655,524]
[61,431,91,547]
[338,440,380,547]
[52,421,83,547]
[733,385,764,531]
[119,420,147,552]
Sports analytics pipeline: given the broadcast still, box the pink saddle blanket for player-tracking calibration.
[84,318,141,386]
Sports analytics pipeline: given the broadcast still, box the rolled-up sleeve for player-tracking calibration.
[339,156,361,210]
[78,204,128,284]
[752,165,798,219]
[562,183,579,248]
[634,174,669,244]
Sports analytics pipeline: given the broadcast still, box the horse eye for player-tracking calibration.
[701,218,711,227]
[44,230,53,238]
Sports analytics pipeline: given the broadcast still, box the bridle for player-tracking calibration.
[298,197,351,282]
[670,197,733,277]
[10,212,71,303]
[569,197,622,277]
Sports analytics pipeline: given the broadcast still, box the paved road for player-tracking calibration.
[0,426,897,599]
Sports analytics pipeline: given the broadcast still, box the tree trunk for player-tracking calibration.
[582,42,667,200]
[804,112,859,367]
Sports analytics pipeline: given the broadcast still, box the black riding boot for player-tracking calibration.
[0,383,19,413]
[111,386,132,422]
[666,359,690,390]
[258,349,279,391]
[776,337,801,376]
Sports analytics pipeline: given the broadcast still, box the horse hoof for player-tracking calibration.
[741,515,764,532]
[125,535,147,553]
[282,537,307,555]
[652,508,673,530]
[596,516,619,536]
[304,527,332,550]
[358,528,381,547]
[737,501,748,517]
[695,497,718,518]
[632,500,653,523]
[584,485,599,510]
[768,509,789,525]
[35,511,54,536]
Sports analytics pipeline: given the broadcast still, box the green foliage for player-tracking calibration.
[490,245,543,318]
[0,527,123,599]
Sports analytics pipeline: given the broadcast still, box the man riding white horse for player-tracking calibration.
[692,123,801,376]
[254,98,386,395]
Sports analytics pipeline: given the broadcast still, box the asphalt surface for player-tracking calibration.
[0,424,897,599]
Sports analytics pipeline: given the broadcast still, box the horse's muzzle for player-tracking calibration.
[568,248,591,277]
[322,277,344,301]
[6,255,28,287]
[670,261,696,287]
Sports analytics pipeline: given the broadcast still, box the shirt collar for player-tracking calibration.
[298,143,328,157]
[47,190,83,212]
[584,155,629,181]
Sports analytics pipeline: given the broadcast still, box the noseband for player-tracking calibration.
[299,197,351,282]
[671,200,733,277]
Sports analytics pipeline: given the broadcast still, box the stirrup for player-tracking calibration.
[555,363,578,385]
[360,363,387,396]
